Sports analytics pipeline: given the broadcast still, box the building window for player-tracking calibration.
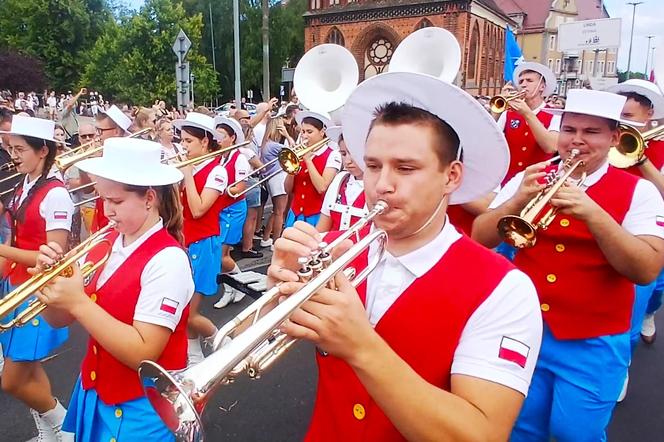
[329,0,340,4]
[608,61,615,74]
[310,0,321,9]
[326,27,345,46]
[415,19,433,31]
[576,59,582,72]
[598,61,605,75]
[548,59,554,70]
[364,37,394,79]
[549,35,556,51]
[587,60,594,75]
[555,58,561,74]
[467,24,480,80]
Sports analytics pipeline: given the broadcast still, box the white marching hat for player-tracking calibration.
[604,79,664,119]
[214,116,245,143]
[0,115,59,142]
[295,110,332,129]
[76,138,183,186]
[342,71,510,205]
[99,105,132,133]
[172,112,221,141]
[543,89,645,126]
[325,125,343,144]
[513,62,557,97]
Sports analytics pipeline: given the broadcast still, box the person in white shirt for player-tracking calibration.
[47,92,57,121]
[267,72,542,440]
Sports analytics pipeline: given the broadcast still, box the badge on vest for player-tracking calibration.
[510,119,520,129]
[316,346,328,357]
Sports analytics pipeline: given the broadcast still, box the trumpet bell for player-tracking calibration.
[294,44,359,113]
[277,148,302,174]
[497,215,538,249]
[608,124,645,169]
[389,27,461,83]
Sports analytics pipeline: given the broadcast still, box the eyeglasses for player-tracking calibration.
[96,127,116,135]
[79,133,95,139]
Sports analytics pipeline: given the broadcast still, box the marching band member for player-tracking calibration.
[35,138,193,442]
[213,117,251,308]
[316,130,367,232]
[497,62,560,185]
[156,118,186,164]
[472,89,664,441]
[172,113,227,365]
[0,116,74,441]
[285,111,341,228]
[268,72,542,441]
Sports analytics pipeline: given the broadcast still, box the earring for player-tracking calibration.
[147,204,152,210]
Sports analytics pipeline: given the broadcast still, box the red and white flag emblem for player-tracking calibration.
[214,175,225,184]
[53,211,68,220]
[498,336,529,368]
[656,216,664,227]
[160,298,179,315]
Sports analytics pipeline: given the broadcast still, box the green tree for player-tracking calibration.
[617,70,647,82]
[81,0,217,106]
[0,0,111,91]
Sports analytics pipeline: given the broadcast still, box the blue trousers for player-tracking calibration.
[646,270,664,314]
[511,326,629,442]
[631,281,656,352]
[285,210,320,228]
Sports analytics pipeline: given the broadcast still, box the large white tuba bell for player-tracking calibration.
[654,47,664,95]
[293,43,359,118]
[389,27,461,83]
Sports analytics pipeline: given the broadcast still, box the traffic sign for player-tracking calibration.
[172,29,192,64]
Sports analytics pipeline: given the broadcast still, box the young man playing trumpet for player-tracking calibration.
[472,89,664,441]
[268,72,542,441]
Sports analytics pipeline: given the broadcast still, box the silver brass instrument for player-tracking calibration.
[497,150,586,249]
[138,201,389,442]
[608,124,664,168]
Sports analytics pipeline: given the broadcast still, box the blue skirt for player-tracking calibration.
[188,235,222,296]
[63,377,174,442]
[286,210,320,228]
[0,280,68,362]
[219,199,247,245]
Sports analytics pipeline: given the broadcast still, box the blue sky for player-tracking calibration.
[124,0,662,73]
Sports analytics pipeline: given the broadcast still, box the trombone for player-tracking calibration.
[497,149,586,249]
[172,141,250,169]
[226,138,329,198]
[0,221,115,330]
[69,182,99,208]
[0,161,17,172]
[55,127,153,172]
[138,201,389,442]
[489,90,528,114]
[608,124,664,169]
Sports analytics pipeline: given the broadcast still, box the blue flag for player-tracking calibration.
[504,26,524,83]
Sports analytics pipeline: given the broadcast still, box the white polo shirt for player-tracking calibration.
[490,161,664,238]
[91,220,194,331]
[192,158,228,193]
[365,218,542,395]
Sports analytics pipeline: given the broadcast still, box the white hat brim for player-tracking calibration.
[341,72,509,205]
[604,83,664,119]
[513,62,557,97]
[295,111,332,129]
[0,128,58,143]
[77,157,183,186]
[172,120,222,141]
[542,107,646,127]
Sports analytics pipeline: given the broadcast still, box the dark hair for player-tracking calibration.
[301,117,324,131]
[285,104,299,118]
[181,126,219,151]
[216,123,237,144]
[0,108,12,124]
[619,91,654,110]
[12,135,57,222]
[369,102,461,167]
[123,184,184,246]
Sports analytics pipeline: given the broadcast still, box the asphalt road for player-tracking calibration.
[1,250,664,441]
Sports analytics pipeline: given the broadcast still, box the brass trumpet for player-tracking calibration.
[138,201,389,442]
[0,222,115,330]
[226,138,329,198]
[497,150,586,249]
[608,124,664,169]
[55,128,153,172]
[0,161,17,172]
[172,141,250,169]
[490,90,528,114]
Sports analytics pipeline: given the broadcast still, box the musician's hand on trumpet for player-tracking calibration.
[511,161,550,208]
[32,242,87,313]
[549,180,599,221]
[267,221,324,287]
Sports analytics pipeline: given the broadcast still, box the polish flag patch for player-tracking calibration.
[656,216,664,227]
[214,175,225,184]
[53,211,68,220]
[498,336,530,368]
[160,298,179,315]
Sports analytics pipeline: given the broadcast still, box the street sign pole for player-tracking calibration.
[173,29,192,112]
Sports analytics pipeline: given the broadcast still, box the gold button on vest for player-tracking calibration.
[353,403,366,420]
[546,274,557,283]
[541,303,550,312]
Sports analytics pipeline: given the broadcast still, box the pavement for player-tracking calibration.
[2,246,664,440]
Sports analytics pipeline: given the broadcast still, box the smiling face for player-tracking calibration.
[558,113,620,175]
[95,177,156,235]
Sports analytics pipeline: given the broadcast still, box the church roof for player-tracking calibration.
[492,0,609,33]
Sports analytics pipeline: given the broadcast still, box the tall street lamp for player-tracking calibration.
[626,1,644,79]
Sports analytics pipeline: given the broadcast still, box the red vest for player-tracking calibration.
[182,159,224,246]
[328,172,366,231]
[306,233,514,441]
[447,205,476,236]
[291,146,333,216]
[503,108,555,185]
[218,150,246,209]
[91,197,109,233]
[80,228,189,405]
[514,166,638,340]
[625,139,664,177]
[8,178,63,285]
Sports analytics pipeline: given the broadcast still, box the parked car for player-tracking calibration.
[214,102,256,117]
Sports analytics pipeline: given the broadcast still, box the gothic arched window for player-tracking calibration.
[364,36,394,79]
[415,18,433,31]
[467,23,480,80]
[326,27,345,46]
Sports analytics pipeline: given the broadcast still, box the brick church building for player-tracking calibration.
[303,0,514,96]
